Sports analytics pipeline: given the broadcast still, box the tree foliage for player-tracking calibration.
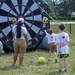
[45,0,75,16]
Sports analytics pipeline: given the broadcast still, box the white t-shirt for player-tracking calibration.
[55,34,59,51]
[46,33,56,44]
[56,32,70,54]
[12,25,27,40]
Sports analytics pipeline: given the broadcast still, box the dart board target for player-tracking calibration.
[0,0,50,52]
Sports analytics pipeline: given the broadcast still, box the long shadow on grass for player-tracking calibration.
[0,65,19,71]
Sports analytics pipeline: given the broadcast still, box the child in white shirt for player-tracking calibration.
[57,24,70,73]
[44,29,57,63]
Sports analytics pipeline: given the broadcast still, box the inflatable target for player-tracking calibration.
[0,0,50,52]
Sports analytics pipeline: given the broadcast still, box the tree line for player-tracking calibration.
[45,0,75,16]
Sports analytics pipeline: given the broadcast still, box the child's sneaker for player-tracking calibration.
[12,63,15,67]
[46,58,50,64]
[57,70,62,73]
[64,69,67,72]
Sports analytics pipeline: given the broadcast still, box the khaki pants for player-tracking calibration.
[49,43,56,52]
[13,39,26,53]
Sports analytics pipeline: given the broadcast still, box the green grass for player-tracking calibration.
[0,37,75,75]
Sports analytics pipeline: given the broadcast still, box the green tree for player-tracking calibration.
[45,0,58,16]
[54,0,75,16]
[45,0,75,16]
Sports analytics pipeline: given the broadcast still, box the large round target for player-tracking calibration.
[0,0,50,52]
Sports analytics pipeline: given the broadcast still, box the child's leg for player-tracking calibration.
[64,58,67,70]
[54,51,57,62]
[53,43,57,62]
[48,50,51,58]
[48,43,52,59]
[46,50,51,64]
[54,52,57,59]
[59,58,63,70]
[46,44,52,64]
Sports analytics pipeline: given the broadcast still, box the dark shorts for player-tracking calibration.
[58,54,69,58]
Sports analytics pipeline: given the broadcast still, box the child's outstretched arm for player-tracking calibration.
[44,30,47,34]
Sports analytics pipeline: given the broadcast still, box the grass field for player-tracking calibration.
[0,24,75,75]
